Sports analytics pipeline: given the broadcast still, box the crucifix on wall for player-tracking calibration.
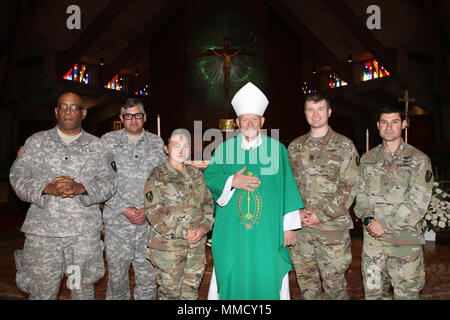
[191,36,264,119]
[398,89,415,144]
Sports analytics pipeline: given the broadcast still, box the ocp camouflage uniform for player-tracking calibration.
[10,126,117,299]
[287,127,360,300]
[145,161,214,300]
[101,129,166,300]
[355,139,433,300]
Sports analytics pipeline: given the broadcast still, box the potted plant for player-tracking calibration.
[423,181,450,241]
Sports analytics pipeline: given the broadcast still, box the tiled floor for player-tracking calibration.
[0,209,449,300]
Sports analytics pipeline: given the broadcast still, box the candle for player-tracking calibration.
[157,114,161,137]
[405,127,408,144]
[366,129,369,153]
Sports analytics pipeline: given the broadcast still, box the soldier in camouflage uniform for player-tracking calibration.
[355,105,433,300]
[101,98,166,300]
[10,92,117,300]
[287,92,360,300]
[145,130,214,300]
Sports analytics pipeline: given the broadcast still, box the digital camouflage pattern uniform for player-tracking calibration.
[145,161,214,300]
[355,140,433,300]
[10,126,117,300]
[287,127,360,300]
[101,129,166,300]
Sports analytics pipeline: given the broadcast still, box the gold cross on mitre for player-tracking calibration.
[398,89,415,144]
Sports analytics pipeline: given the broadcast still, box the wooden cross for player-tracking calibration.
[398,89,415,144]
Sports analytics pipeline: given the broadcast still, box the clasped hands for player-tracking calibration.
[283,209,321,248]
[43,176,86,198]
[186,227,206,244]
[301,209,320,228]
[124,208,206,242]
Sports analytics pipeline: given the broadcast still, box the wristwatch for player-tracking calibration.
[363,217,375,226]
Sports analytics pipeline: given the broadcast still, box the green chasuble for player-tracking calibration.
[204,134,303,300]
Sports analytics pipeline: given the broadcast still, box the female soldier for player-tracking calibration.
[144,129,214,300]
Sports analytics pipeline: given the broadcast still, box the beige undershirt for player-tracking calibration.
[127,131,144,145]
[57,127,82,145]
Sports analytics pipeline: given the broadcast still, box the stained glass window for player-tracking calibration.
[134,84,149,96]
[63,63,89,84]
[362,59,390,81]
[105,74,123,91]
[329,72,347,88]
[301,82,316,94]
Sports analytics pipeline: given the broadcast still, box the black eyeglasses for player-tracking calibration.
[122,113,145,120]
[57,104,84,112]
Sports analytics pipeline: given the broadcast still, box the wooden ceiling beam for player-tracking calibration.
[100,0,185,85]
[56,0,130,77]
[265,0,353,84]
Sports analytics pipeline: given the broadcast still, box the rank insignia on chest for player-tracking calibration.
[309,155,315,160]
[188,184,194,189]
[145,191,153,202]
[110,161,117,172]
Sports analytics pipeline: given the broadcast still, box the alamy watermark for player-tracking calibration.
[66,4,381,31]
[366,265,382,290]
[366,5,381,30]
[66,265,81,290]
[170,121,281,175]
[66,5,81,30]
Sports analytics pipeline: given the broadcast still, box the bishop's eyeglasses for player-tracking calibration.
[122,113,145,120]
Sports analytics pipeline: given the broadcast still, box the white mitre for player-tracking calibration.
[231,82,268,116]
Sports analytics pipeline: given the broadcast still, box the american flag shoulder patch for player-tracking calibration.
[144,180,154,192]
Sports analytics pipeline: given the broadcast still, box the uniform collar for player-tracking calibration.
[378,138,406,160]
[393,139,406,157]
[49,125,91,146]
[119,128,146,145]
[306,126,333,145]
[119,128,128,143]
[165,159,188,176]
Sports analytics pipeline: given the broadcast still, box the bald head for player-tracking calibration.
[57,92,84,107]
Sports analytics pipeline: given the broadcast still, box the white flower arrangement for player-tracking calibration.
[423,181,450,232]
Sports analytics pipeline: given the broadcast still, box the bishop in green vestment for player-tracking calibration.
[205,82,304,300]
